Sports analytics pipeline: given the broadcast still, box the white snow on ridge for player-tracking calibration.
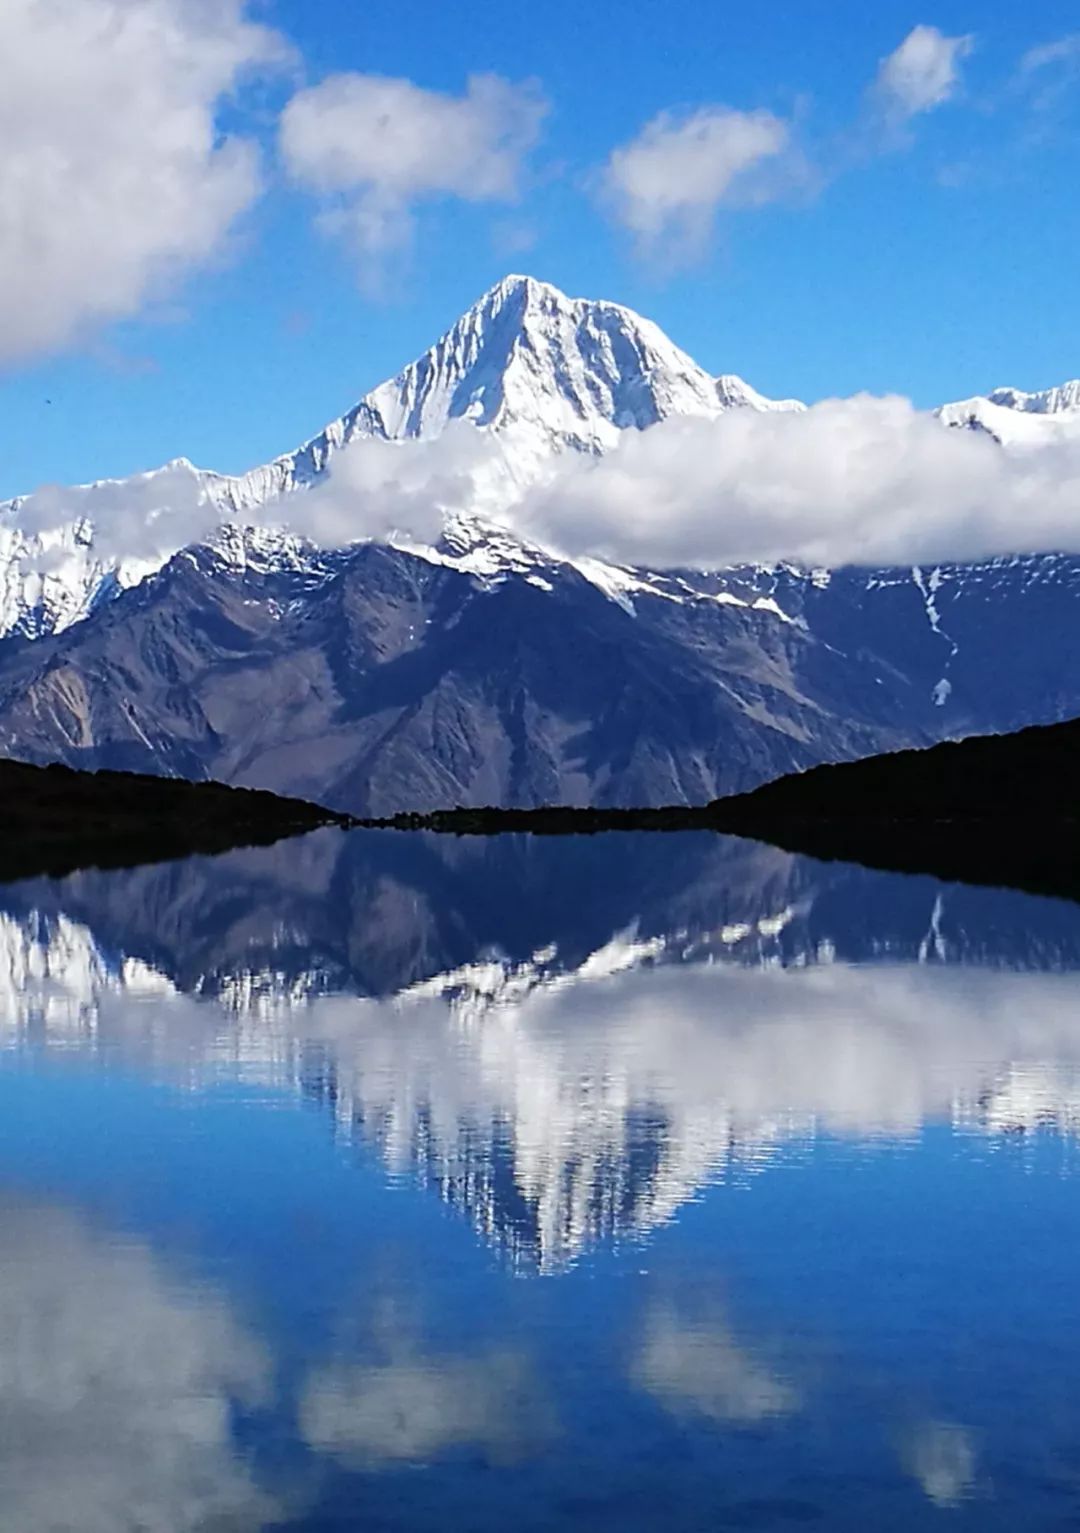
[714,373,804,414]
[0,275,807,637]
[935,379,1080,448]
[988,381,1080,416]
[0,273,1076,640]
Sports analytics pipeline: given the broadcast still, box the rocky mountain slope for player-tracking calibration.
[0,275,802,640]
[0,274,1078,813]
[2,534,1080,814]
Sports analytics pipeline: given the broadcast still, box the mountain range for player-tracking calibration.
[1,274,1079,813]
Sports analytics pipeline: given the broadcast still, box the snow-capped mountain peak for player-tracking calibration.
[349,272,744,448]
[986,380,1080,415]
[213,274,804,519]
[935,378,1080,446]
[1,272,1076,643]
[714,372,804,413]
[0,275,810,637]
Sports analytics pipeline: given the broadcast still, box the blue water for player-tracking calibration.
[1,828,1079,1529]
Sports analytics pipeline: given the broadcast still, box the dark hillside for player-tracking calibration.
[0,757,349,881]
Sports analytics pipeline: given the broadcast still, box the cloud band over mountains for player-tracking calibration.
[296,396,1080,572]
[12,392,1080,575]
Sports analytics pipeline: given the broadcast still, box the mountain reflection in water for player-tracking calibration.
[1,828,1080,1530]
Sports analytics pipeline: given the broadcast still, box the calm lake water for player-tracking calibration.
[2,827,1080,1530]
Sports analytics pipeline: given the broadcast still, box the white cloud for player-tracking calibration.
[874,25,974,121]
[901,1420,979,1507]
[511,396,1080,570]
[633,1302,798,1424]
[599,106,795,261]
[300,1352,546,1466]
[299,1297,548,1467]
[16,393,1080,578]
[286,421,511,551]
[280,395,1080,573]
[11,461,218,565]
[598,26,977,263]
[0,1199,278,1531]
[280,72,547,279]
[0,0,289,367]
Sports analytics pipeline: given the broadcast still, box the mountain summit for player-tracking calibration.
[0,274,1076,641]
[935,378,1080,445]
[216,273,802,514]
[0,275,802,637]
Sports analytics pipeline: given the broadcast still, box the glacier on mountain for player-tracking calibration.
[0,272,1077,641]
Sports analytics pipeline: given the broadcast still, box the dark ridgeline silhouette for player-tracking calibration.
[361,715,1080,904]
[4,711,1080,903]
[0,755,350,880]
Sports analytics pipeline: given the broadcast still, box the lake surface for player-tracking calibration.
[2,827,1080,1530]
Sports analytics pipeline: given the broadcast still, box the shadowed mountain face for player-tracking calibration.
[384,713,1080,906]
[6,825,1080,1006]
[1,274,1080,814]
[2,542,1080,814]
[2,276,1080,815]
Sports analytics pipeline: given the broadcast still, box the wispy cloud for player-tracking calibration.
[1017,33,1080,117]
[871,24,975,124]
[1021,33,1080,77]
[280,72,547,288]
[598,105,803,264]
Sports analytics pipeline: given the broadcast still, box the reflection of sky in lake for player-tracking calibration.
[2,828,1080,1529]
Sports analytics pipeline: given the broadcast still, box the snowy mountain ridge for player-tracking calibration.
[934,377,1080,446]
[210,273,806,517]
[0,273,1076,640]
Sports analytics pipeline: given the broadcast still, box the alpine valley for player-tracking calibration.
[1,274,1079,815]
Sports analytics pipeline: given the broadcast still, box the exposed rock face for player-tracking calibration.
[0,273,1078,812]
[1,534,1080,814]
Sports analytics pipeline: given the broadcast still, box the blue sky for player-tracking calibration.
[1,0,1078,500]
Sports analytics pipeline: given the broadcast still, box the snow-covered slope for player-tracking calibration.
[0,276,801,639]
[211,274,804,521]
[935,379,1080,446]
[0,271,1076,642]
[0,458,211,639]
